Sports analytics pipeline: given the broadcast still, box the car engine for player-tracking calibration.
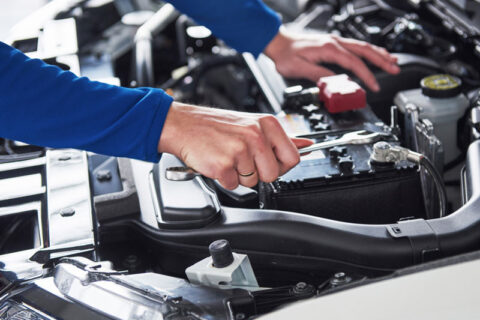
[2,0,480,319]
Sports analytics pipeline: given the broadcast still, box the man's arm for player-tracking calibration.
[167,1,400,91]
[0,42,310,189]
[0,41,172,162]
[165,0,281,57]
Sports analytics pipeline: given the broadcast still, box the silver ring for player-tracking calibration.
[239,171,255,177]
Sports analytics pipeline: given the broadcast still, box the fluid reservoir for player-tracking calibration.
[394,74,469,163]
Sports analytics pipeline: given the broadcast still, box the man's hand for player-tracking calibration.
[264,27,400,92]
[158,102,313,190]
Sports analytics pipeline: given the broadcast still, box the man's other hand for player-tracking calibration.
[264,27,400,92]
[158,102,313,190]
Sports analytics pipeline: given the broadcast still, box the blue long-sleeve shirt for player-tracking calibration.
[0,1,281,162]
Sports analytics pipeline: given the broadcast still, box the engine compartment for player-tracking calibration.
[3,0,480,319]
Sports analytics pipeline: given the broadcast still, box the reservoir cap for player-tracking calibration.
[421,74,462,98]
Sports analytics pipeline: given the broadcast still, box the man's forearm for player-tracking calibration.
[0,42,172,162]
[164,0,281,57]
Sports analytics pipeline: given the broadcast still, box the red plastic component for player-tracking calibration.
[317,74,366,113]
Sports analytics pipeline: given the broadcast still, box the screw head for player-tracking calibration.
[330,272,352,287]
[96,169,112,182]
[58,154,71,161]
[59,207,75,217]
[295,282,307,290]
[334,272,346,280]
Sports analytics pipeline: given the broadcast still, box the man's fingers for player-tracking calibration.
[333,35,397,62]
[285,56,335,82]
[240,120,280,183]
[336,38,400,75]
[260,116,302,176]
[291,137,314,148]
[290,137,314,156]
[234,142,259,187]
[216,163,239,190]
[320,43,380,91]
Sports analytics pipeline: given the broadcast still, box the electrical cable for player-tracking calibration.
[371,141,447,218]
[420,156,448,218]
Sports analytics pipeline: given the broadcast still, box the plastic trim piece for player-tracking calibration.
[106,141,480,273]
[387,219,440,264]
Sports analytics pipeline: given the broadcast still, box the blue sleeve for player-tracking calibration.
[0,42,172,162]
[166,0,281,57]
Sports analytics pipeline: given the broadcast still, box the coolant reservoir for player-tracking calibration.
[394,74,469,163]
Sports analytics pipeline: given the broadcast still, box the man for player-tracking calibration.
[0,0,399,190]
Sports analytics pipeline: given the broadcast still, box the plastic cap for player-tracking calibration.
[317,74,366,113]
[421,74,462,98]
[209,239,234,268]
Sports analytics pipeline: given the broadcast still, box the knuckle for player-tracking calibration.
[244,126,267,151]
[215,157,234,175]
[359,42,370,50]
[286,153,301,168]
[261,173,278,183]
[203,165,217,180]
[259,166,280,183]
[219,178,237,190]
[243,123,262,139]
[253,140,267,154]
[260,114,281,128]
[231,139,247,155]
[323,41,337,51]
[224,181,238,190]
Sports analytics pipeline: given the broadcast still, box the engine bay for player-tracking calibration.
[3,0,480,319]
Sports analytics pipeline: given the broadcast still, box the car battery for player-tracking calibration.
[268,104,426,224]
[259,141,425,224]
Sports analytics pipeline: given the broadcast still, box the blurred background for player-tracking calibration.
[0,1,48,40]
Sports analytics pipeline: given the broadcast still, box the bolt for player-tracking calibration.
[334,272,346,280]
[169,296,183,304]
[58,154,71,161]
[330,272,352,287]
[295,282,307,290]
[96,169,112,182]
[235,313,246,320]
[59,207,75,217]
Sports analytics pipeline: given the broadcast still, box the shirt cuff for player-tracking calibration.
[241,3,282,57]
[144,89,174,162]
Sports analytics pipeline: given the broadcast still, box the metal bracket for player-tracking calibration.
[30,243,94,264]
[387,219,441,264]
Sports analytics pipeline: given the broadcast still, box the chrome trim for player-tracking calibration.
[54,259,168,320]
[148,171,163,223]
[0,157,46,172]
[135,4,179,86]
[242,53,283,114]
[46,150,94,247]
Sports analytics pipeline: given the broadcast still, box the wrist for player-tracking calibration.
[157,101,185,156]
[264,26,291,61]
